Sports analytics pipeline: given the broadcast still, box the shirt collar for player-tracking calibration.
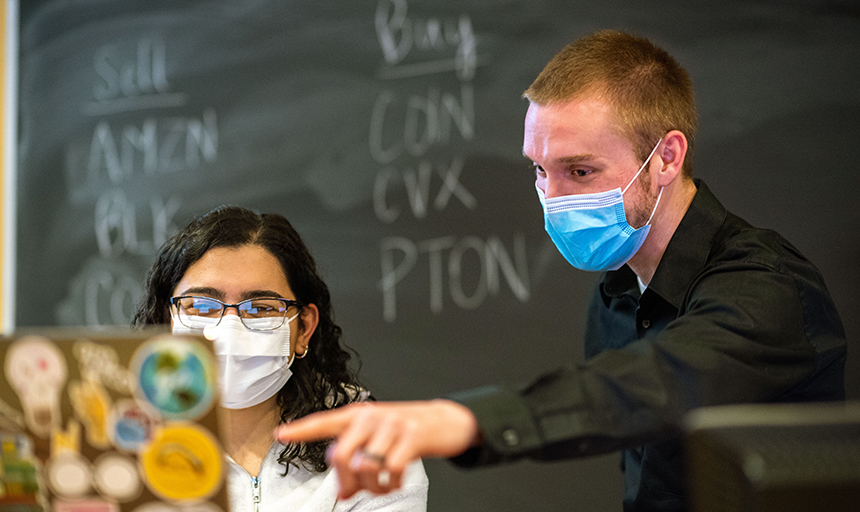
[601,179,727,308]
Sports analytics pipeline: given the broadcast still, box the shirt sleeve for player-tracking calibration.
[448,262,842,467]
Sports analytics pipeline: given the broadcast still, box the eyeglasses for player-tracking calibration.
[169,296,303,331]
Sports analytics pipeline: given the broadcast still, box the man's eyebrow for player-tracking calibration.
[520,152,599,165]
[558,154,599,164]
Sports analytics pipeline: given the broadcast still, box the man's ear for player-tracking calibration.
[654,130,688,187]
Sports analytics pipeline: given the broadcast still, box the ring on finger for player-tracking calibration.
[361,450,386,465]
[377,469,391,487]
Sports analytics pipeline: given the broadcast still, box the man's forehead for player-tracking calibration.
[527,95,615,123]
[524,98,630,158]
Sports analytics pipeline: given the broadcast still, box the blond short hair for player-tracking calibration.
[524,30,697,177]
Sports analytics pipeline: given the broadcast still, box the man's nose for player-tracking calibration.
[542,176,563,199]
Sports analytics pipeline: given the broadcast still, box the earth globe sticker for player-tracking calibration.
[131,336,216,420]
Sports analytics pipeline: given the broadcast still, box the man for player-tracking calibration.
[276,30,846,511]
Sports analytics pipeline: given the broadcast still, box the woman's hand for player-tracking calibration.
[275,399,480,498]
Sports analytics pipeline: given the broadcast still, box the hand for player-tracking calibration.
[275,399,480,499]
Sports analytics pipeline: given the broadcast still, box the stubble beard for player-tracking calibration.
[627,169,659,229]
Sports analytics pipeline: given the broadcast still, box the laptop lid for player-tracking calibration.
[0,327,228,512]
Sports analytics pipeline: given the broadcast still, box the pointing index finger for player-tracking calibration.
[275,407,357,443]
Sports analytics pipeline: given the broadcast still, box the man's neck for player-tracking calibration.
[628,177,697,285]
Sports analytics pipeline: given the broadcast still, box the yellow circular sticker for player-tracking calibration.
[139,423,223,501]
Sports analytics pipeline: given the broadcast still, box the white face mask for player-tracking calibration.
[172,313,301,409]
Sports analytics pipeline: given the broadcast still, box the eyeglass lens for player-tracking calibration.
[174,297,293,331]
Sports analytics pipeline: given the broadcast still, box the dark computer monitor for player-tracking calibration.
[685,402,860,512]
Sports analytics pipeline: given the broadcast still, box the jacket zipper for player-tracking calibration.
[251,475,261,512]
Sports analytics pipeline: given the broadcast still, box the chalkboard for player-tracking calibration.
[16,1,860,511]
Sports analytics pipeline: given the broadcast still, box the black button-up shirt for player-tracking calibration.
[450,180,846,512]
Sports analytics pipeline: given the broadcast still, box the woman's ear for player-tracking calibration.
[655,129,688,187]
[296,303,320,350]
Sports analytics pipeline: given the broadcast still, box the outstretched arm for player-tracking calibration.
[275,399,481,499]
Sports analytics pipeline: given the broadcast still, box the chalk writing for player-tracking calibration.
[82,264,143,326]
[87,110,218,183]
[86,36,188,116]
[380,234,530,322]
[95,191,181,258]
[65,35,219,325]
[371,0,529,321]
[369,84,474,164]
[375,0,477,80]
[373,156,476,222]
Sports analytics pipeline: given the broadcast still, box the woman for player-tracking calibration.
[132,205,428,511]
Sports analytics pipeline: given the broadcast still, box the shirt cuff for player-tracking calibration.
[445,385,543,468]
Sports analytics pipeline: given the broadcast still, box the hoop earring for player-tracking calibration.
[295,348,308,359]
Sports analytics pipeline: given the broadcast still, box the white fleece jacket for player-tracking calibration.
[226,443,428,512]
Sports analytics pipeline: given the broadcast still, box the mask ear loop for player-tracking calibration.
[622,138,665,227]
[622,137,664,195]
[645,187,664,227]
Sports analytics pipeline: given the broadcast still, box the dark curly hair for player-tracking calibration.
[132,205,362,473]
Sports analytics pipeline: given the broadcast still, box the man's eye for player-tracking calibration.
[533,164,546,177]
[572,169,591,177]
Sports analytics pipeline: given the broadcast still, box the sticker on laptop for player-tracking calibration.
[131,337,216,420]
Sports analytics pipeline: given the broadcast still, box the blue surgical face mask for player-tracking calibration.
[537,138,663,272]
